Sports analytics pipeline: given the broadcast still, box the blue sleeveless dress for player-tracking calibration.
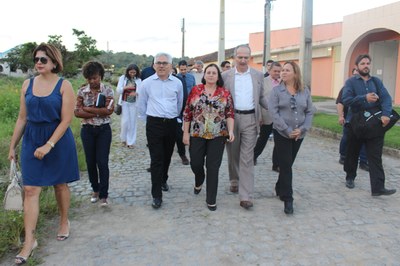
[21,78,80,186]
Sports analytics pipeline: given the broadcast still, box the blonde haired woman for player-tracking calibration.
[268,61,314,215]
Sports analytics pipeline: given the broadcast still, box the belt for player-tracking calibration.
[235,109,255,114]
[147,115,176,123]
[82,123,109,128]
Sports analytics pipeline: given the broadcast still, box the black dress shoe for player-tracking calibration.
[194,186,202,195]
[146,167,151,172]
[371,188,396,196]
[339,158,345,165]
[284,201,293,214]
[346,179,355,189]
[152,198,162,209]
[161,183,169,191]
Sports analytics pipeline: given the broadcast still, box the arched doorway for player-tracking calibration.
[346,29,400,102]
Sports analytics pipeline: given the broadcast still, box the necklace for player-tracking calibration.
[204,85,216,97]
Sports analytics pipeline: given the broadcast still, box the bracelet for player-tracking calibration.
[47,141,55,148]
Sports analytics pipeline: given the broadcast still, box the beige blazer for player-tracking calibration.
[260,76,278,125]
[222,67,268,134]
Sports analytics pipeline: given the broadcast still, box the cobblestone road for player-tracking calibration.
[4,113,400,266]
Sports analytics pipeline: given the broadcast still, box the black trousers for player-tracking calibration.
[273,130,303,202]
[81,124,112,199]
[146,116,177,199]
[344,125,385,193]
[175,122,186,156]
[189,136,226,205]
[254,124,278,167]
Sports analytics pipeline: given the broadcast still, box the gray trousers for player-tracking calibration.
[226,113,257,201]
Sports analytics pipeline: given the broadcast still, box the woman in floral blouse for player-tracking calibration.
[183,63,234,211]
[74,61,114,206]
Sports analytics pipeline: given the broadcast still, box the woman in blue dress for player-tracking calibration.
[8,43,80,265]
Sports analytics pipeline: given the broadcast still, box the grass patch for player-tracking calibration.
[0,185,82,263]
[312,113,400,149]
[312,113,342,134]
[311,95,334,102]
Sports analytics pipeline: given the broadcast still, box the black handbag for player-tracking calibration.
[114,95,122,115]
[114,104,122,115]
[350,107,399,139]
[350,107,383,139]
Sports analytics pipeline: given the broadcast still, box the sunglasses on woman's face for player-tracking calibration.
[33,57,48,64]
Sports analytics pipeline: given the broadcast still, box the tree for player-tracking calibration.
[48,35,79,77]
[72,29,100,65]
[5,42,37,72]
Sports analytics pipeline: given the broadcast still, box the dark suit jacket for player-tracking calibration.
[222,67,268,134]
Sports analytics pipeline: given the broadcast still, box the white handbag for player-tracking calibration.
[3,160,24,211]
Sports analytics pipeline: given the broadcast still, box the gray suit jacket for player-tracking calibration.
[222,67,268,134]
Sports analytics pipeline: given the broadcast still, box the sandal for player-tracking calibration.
[15,239,38,265]
[56,220,70,241]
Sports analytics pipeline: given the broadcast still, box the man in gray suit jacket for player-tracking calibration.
[222,44,269,209]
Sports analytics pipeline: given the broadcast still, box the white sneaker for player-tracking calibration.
[90,192,99,203]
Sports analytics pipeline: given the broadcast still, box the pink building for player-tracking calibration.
[248,2,400,104]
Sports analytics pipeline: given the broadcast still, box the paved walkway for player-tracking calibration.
[3,112,400,265]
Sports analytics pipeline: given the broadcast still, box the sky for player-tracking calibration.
[1,0,399,58]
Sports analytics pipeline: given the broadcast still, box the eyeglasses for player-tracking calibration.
[237,56,249,60]
[33,57,49,64]
[290,96,297,110]
[155,61,170,66]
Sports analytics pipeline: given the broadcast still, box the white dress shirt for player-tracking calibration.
[234,68,254,110]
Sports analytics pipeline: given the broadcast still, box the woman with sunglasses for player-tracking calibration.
[8,43,80,264]
[268,61,314,215]
[116,64,141,148]
[75,61,114,206]
[183,63,235,211]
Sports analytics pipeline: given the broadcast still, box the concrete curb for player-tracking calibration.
[310,127,400,158]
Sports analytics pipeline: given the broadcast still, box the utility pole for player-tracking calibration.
[218,0,225,65]
[263,0,274,73]
[299,0,313,89]
[181,18,185,58]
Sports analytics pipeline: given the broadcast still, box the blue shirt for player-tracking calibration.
[140,66,156,80]
[176,72,196,95]
[137,73,183,120]
[342,75,392,121]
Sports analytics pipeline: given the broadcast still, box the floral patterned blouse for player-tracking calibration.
[75,83,114,126]
[183,84,234,139]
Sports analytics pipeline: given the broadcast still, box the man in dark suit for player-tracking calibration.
[222,44,268,209]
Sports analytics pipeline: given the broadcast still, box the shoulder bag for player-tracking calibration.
[350,77,399,139]
[3,160,24,211]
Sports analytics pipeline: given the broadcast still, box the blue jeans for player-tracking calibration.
[81,124,112,199]
[340,124,368,165]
